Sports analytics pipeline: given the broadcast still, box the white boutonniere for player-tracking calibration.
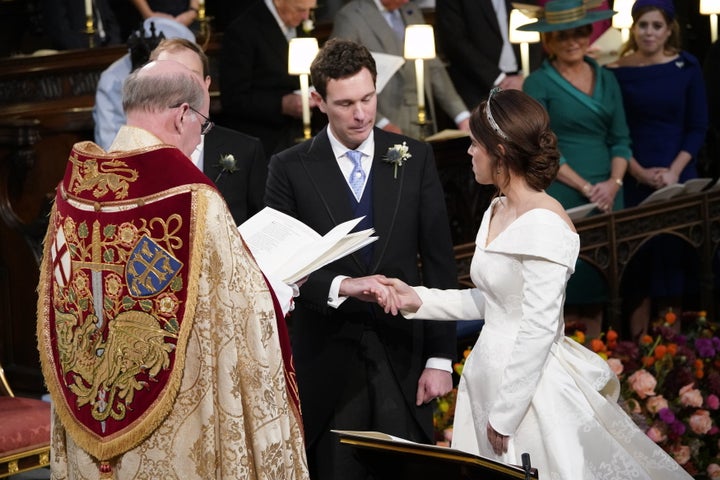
[216,153,238,182]
[383,141,411,179]
[302,18,314,33]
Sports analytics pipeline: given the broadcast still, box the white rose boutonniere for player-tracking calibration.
[383,141,412,179]
[216,153,238,182]
[302,18,314,33]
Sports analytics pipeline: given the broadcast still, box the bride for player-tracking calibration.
[370,88,692,479]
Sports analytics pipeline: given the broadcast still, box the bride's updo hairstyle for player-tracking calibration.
[470,88,560,192]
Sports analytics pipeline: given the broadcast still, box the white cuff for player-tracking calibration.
[328,275,351,308]
[425,357,452,373]
[454,110,470,125]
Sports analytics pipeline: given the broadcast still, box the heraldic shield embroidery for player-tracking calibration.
[40,188,199,460]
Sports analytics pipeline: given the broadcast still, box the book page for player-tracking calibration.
[371,51,405,94]
[239,207,377,284]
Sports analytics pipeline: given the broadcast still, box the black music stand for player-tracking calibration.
[333,430,538,480]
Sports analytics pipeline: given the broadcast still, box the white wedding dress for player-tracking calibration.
[408,199,691,479]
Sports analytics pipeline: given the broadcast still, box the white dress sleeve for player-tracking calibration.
[403,286,485,321]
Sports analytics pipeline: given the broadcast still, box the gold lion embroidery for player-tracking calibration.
[68,154,139,200]
[55,308,177,422]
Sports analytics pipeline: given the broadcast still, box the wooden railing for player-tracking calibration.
[453,188,720,336]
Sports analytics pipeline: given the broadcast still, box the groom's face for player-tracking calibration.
[314,67,377,150]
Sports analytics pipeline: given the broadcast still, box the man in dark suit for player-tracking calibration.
[40,0,122,49]
[152,38,266,225]
[220,0,317,157]
[265,38,457,480]
[436,0,538,110]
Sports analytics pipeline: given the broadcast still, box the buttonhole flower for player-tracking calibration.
[383,141,411,179]
[216,153,238,182]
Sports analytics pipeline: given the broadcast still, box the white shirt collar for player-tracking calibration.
[326,126,374,160]
[265,0,295,40]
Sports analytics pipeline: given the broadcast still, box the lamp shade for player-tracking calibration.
[509,9,540,44]
[288,37,319,75]
[612,0,635,30]
[700,0,720,14]
[404,25,435,59]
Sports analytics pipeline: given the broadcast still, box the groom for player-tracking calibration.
[265,38,458,480]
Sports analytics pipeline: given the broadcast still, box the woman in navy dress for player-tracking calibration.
[606,0,708,336]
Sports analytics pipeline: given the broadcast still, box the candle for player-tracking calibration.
[299,73,311,129]
[85,0,92,18]
[520,42,530,78]
[415,59,424,109]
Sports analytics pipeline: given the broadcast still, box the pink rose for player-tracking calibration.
[646,395,668,415]
[707,394,720,410]
[646,425,667,443]
[680,383,703,408]
[607,358,624,376]
[671,444,691,465]
[707,463,720,479]
[628,369,657,399]
[690,409,713,435]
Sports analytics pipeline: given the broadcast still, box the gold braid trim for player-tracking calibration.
[546,6,587,24]
[37,186,212,462]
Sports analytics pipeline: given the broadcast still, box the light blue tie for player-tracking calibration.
[387,10,405,42]
[347,150,366,199]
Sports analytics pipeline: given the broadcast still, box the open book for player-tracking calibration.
[238,207,378,284]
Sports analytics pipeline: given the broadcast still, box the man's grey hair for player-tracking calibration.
[122,64,205,114]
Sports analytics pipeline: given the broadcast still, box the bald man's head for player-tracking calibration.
[122,60,206,116]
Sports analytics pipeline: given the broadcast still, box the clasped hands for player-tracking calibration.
[339,274,420,316]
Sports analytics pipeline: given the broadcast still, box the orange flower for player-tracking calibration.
[665,310,677,325]
[654,344,668,360]
[640,334,654,346]
[606,329,619,341]
[667,343,678,356]
[642,356,655,368]
[590,338,605,353]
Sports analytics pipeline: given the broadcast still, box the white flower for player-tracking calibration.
[302,19,314,33]
[215,153,238,182]
[383,141,412,179]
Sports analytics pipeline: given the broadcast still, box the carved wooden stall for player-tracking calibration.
[453,189,720,335]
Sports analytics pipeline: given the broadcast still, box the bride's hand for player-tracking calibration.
[367,278,422,315]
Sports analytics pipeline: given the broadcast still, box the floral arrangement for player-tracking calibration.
[433,347,470,445]
[383,142,411,179]
[215,153,238,182]
[573,310,720,478]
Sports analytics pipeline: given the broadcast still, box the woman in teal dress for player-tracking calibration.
[519,0,632,334]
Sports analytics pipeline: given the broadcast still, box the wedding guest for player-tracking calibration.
[371,87,693,480]
[606,0,708,336]
[435,0,539,110]
[331,0,471,139]
[150,38,268,225]
[520,0,631,336]
[36,59,308,479]
[40,0,122,50]
[264,38,458,480]
[220,0,318,156]
[130,0,200,27]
